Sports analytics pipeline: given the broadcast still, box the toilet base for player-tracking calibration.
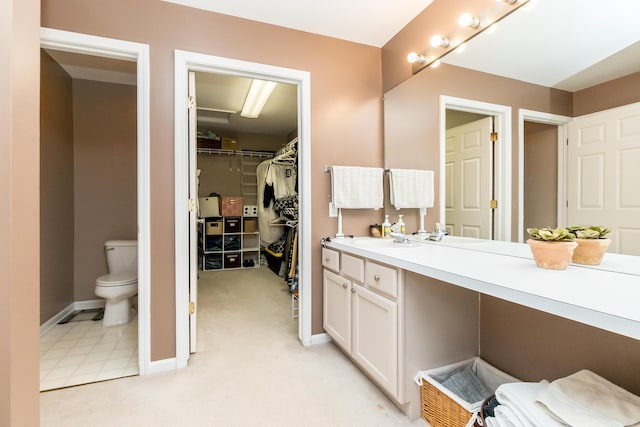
[102,297,134,327]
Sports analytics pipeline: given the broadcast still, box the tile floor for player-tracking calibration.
[40,310,138,391]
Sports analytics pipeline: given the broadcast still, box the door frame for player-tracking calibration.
[439,96,512,241]
[174,50,312,369]
[40,28,152,375]
[517,109,572,242]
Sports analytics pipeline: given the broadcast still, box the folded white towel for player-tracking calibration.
[494,405,519,427]
[484,416,499,427]
[330,166,383,209]
[495,381,563,427]
[389,168,434,209]
[536,370,640,427]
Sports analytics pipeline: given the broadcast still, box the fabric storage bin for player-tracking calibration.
[199,196,220,218]
[221,197,243,216]
[223,235,241,251]
[205,235,222,251]
[243,217,258,233]
[221,137,238,150]
[224,253,241,268]
[204,254,222,270]
[206,220,223,235]
[224,217,241,233]
[414,357,519,427]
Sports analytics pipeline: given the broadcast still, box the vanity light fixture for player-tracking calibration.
[430,34,450,48]
[241,79,277,119]
[407,52,427,64]
[458,12,481,29]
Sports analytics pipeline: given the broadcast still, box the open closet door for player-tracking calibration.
[188,71,198,353]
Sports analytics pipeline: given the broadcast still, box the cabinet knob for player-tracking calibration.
[342,283,348,289]
[374,274,380,281]
[325,257,330,262]
[351,288,356,294]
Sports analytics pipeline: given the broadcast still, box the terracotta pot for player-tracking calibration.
[572,238,611,265]
[527,239,578,270]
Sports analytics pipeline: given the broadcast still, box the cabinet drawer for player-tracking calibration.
[341,253,364,283]
[224,217,241,233]
[322,248,340,272]
[365,261,398,299]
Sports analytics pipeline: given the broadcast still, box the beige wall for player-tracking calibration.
[1,0,41,425]
[73,79,137,301]
[198,132,286,200]
[574,71,640,116]
[383,63,572,234]
[40,50,75,323]
[42,0,383,359]
[480,295,640,396]
[523,122,557,241]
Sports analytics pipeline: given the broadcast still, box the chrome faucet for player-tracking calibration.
[426,223,447,241]
[389,232,410,244]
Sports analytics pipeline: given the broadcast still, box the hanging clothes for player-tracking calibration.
[256,160,283,246]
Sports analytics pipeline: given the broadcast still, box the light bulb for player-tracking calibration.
[458,12,480,29]
[407,52,426,64]
[430,34,450,48]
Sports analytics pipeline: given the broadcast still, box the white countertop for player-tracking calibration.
[324,236,640,340]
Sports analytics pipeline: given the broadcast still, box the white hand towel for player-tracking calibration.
[493,405,519,427]
[389,168,434,209]
[536,370,640,427]
[330,166,383,209]
[495,381,563,427]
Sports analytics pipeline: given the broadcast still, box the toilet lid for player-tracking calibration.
[96,272,137,287]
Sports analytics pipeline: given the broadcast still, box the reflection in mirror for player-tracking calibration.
[384,0,640,258]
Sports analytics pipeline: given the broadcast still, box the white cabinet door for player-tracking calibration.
[351,283,398,399]
[323,269,352,352]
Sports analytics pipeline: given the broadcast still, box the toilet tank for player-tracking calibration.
[105,240,138,274]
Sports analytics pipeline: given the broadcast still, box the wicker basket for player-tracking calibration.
[421,381,476,427]
[416,357,519,427]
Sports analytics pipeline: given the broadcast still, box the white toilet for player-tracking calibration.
[95,240,138,327]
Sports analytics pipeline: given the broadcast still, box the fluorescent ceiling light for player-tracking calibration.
[241,79,277,118]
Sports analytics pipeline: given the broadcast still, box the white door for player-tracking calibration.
[188,71,198,352]
[567,102,640,255]
[445,117,493,238]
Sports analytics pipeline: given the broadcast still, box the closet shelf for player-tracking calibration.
[197,148,275,159]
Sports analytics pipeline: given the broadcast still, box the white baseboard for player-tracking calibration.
[74,299,105,310]
[147,358,177,375]
[310,333,332,345]
[40,299,106,337]
[40,303,75,336]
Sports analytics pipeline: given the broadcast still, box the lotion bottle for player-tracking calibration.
[382,215,391,238]
[397,215,406,235]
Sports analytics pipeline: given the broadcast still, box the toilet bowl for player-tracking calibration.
[95,240,138,327]
[95,272,138,326]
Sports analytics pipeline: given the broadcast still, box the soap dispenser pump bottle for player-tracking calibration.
[397,215,406,234]
[382,215,391,238]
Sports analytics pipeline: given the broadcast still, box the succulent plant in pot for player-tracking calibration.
[568,225,612,265]
[526,227,578,270]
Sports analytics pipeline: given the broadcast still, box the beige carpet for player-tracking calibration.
[40,266,426,426]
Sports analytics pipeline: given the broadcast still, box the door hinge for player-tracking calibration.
[490,132,498,142]
[189,301,196,315]
[188,95,195,110]
[489,199,498,209]
[188,198,196,212]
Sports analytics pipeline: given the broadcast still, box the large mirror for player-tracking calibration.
[384,0,640,256]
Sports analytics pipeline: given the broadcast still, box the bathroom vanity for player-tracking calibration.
[322,236,640,420]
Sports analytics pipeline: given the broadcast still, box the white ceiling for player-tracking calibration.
[163,0,435,47]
